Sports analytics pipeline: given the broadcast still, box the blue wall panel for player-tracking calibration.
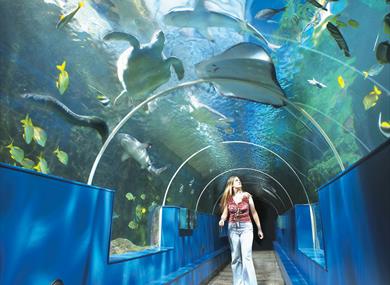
[0,163,229,285]
[0,163,114,285]
[275,141,390,285]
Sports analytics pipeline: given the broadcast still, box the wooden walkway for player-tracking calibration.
[207,251,285,285]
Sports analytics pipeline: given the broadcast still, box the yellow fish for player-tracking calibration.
[126,192,136,201]
[378,113,390,138]
[362,85,382,110]
[337,75,345,89]
[53,146,69,165]
[347,19,359,28]
[33,155,50,174]
[6,142,24,163]
[21,114,34,144]
[20,158,35,169]
[128,221,138,230]
[381,121,390,129]
[56,61,69,95]
[33,126,47,147]
[56,2,85,29]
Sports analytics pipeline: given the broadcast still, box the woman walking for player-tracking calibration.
[219,176,264,285]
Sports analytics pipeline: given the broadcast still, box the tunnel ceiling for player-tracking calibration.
[0,0,389,214]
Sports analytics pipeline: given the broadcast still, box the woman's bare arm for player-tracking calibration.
[248,193,264,239]
[219,206,228,226]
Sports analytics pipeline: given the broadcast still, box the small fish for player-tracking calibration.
[179,184,184,193]
[343,116,354,131]
[20,158,35,169]
[128,221,138,230]
[189,178,195,187]
[255,7,286,20]
[384,13,390,35]
[326,22,351,57]
[126,192,136,201]
[224,127,234,134]
[56,2,85,30]
[362,64,384,79]
[335,20,348,28]
[141,207,147,214]
[380,121,390,129]
[21,114,34,144]
[33,155,50,174]
[96,95,111,107]
[363,85,382,110]
[347,19,359,28]
[307,0,328,11]
[113,211,120,219]
[378,113,390,138]
[6,142,24,163]
[89,84,111,107]
[33,126,47,147]
[376,41,390,64]
[140,194,146,200]
[53,146,68,165]
[337,75,345,89]
[307,78,327,88]
[56,61,69,95]
[136,205,144,219]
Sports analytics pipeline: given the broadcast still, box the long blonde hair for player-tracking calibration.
[220,176,241,212]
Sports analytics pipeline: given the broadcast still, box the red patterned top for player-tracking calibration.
[227,193,251,223]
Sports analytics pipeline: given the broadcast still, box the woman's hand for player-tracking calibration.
[219,219,225,227]
[258,230,264,239]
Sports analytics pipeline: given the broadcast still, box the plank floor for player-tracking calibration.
[207,251,285,285]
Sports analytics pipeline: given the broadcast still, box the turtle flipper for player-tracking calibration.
[153,30,166,54]
[167,57,185,80]
[103,32,140,49]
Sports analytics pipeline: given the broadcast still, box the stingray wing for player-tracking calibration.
[196,43,287,107]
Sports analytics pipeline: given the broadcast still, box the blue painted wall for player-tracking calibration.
[0,163,229,285]
[275,140,390,285]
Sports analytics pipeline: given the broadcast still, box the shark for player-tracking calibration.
[187,94,233,129]
[117,133,168,175]
[163,0,280,50]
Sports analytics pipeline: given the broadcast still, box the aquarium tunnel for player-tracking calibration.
[0,0,389,284]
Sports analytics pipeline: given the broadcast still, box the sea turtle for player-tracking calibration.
[103,30,185,105]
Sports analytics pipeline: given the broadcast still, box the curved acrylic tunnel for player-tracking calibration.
[195,168,290,214]
[0,0,389,284]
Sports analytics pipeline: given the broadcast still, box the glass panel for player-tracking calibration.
[0,0,388,255]
[296,203,326,268]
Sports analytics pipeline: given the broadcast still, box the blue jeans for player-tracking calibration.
[228,222,257,285]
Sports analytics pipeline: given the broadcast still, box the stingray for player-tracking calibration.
[163,0,280,50]
[104,30,184,105]
[195,42,287,107]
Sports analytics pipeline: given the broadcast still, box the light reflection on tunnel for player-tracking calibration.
[195,167,292,213]
[164,141,310,207]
